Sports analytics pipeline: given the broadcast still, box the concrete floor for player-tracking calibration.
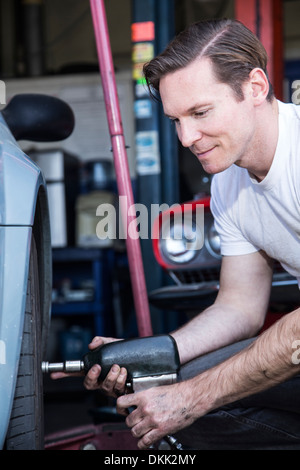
[43,375,120,435]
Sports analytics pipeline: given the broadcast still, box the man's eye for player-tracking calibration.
[195,110,208,118]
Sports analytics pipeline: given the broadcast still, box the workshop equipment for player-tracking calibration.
[90,0,153,337]
[42,335,184,450]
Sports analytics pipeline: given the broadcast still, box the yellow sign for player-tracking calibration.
[132,43,154,64]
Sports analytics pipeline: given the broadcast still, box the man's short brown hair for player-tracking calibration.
[143,18,274,102]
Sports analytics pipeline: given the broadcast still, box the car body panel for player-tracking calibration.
[151,197,218,271]
[0,226,32,448]
[0,113,50,448]
[150,197,299,312]
[0,114,45,226]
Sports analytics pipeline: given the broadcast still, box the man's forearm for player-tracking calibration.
[172,251,274,365]
[171,301,262,365]
[187,308,300,417]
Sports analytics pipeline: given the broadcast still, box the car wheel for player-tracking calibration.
[5,234,44,450]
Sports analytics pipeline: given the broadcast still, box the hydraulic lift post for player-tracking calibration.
[89,0,153,337]
[235,0,283,100]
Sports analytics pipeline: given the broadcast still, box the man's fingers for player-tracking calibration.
[137,429,160,450]
[50,371,84,380]
[84,364,101,390]
[88,336,121,350]
[94,365,127,398]
[113,367,127,395]
[88,336,105,350]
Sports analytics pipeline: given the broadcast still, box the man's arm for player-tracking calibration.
[172,250,274,364]
[83,250,273,393]
[118,252,300,449]
[190,307,300,411]
[120,306,300,449]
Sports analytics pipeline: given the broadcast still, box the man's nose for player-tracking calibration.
[178,121,202,148]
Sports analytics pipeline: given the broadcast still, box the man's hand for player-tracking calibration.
[83,336,127,397]
[51,335,128,398]
[116,382,195,449]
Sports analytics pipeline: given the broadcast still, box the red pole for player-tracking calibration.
[259,0,283,101]
[235,0,257,34]
[235,0,283,100]
[90,0,153,337]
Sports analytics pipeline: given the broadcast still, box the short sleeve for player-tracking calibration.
[210,174,259,256]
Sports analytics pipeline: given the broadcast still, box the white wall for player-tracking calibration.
[5,71,136,176]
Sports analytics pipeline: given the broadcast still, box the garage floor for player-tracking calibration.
[43,375,122,436]
[43,375,141,450]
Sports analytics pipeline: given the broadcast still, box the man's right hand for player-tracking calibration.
[82,336,128,397]
[51,335,128,398]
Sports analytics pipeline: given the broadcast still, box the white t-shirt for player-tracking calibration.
[210,100,300,286]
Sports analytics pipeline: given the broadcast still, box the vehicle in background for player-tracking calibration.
[149,196,299,330]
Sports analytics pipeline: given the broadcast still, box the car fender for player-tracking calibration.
[0,115,46,226]
[0,115,51,448]
[0,226,33,448]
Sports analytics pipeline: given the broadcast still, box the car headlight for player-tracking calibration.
[160,215,204,264]
[205,223,221,258]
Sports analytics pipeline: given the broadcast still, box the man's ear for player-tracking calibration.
[248,68,270,104]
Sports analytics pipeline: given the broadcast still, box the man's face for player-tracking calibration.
[159,57,256,175]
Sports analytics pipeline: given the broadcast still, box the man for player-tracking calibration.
[55,19,300,449]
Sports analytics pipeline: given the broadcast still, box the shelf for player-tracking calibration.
[51,247,115,336]
[52,246,111,262]
[52,301,105,315]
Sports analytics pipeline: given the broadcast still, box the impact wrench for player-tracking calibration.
[42,334,184,450]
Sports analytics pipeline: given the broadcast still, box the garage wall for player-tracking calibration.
[44,0,132,73]
[284,0,300,60]
[1,0,300,77]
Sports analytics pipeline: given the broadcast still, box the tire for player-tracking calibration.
[5,235,44,450]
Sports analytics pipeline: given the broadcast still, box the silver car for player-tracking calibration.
[0,93,74,449]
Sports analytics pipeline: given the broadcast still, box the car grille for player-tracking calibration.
[171,263,297,287]
[171,267,220,285]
